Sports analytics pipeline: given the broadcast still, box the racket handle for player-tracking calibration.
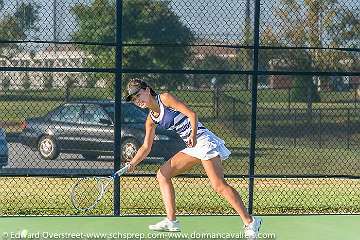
[112,163,130,177]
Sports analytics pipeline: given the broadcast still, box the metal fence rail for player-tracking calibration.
[0,0,359,216]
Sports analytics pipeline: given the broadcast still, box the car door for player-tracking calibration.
[50,104,83,150]
[78,104,114,153]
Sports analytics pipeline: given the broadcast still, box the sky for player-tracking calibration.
[1,0,358,46]
[2,0,266,43]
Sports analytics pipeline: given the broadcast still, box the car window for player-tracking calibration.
[103,103,146,123]
[51,105,82,123]
[81,105,111,125]
[0,129,6,140]
[103,105,114,121]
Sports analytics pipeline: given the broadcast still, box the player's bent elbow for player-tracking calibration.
[189,111,197,119]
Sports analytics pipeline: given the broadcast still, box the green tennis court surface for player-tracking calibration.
[0,215,358,240]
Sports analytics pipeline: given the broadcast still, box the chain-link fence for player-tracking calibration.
[0,0,359,216]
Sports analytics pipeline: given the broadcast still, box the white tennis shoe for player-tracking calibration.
[244,216,262,240]
[149,218,181,232]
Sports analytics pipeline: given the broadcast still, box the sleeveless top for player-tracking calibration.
[149,95,207,141]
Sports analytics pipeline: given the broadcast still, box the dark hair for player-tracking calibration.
[144,81,157,97]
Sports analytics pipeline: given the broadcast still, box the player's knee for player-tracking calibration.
[156,169,170,183]
[212,182,228,195]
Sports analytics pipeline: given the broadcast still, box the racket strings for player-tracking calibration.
[70,165,129,211]
[71,178,104,210]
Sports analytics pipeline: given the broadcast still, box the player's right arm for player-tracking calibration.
[128,114,156,170]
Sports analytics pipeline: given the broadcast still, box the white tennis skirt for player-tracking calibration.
[180,130,231,161]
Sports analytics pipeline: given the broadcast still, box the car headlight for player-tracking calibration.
[154,134,170,141]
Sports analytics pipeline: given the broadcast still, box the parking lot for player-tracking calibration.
[0,140,114,175]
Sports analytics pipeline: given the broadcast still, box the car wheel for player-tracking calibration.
[82,154,100,160]
[121,138,139,163]
[38,135,59,160]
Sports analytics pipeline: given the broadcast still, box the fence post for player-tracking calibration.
[248,0,261,215]
[114,0,123,216]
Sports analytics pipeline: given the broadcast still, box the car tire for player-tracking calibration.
[38,135,59,160]
[82,154,100,160]
[121,138,140,163]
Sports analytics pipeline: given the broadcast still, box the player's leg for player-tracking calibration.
[201,156,253,224]
[157,152,200,220]
[202,156,262,238]
[149,152,200,231]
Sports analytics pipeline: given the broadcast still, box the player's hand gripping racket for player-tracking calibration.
[71,163,131,211]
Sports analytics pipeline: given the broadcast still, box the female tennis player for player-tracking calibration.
[125,78,262,238]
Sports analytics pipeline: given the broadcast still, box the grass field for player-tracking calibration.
[0,176,358,216]
[0,101,62,122]
[0,88,111,101]
[224,88,360,104]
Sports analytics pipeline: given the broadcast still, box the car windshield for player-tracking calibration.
[103,103,147,123]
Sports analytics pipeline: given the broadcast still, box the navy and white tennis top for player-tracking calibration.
[150,95,207,141]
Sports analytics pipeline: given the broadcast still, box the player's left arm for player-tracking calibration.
[160,92,198,147]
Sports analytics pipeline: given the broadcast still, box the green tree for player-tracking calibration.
[0,1,39,90]
[72,0,194,96]
[44,73,53,90]
[64,75,76,102]
[0,2,39,53]
[190,55,234,88]
[22,75,31,90]
[259,0,359,102]
[3,76,11,90]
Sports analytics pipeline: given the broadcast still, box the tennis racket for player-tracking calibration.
[70,163,131,211]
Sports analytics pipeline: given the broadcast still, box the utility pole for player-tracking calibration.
[53,0,58,43]
[245,0,252,90]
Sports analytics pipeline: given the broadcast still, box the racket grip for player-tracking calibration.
[112,163,131,177]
